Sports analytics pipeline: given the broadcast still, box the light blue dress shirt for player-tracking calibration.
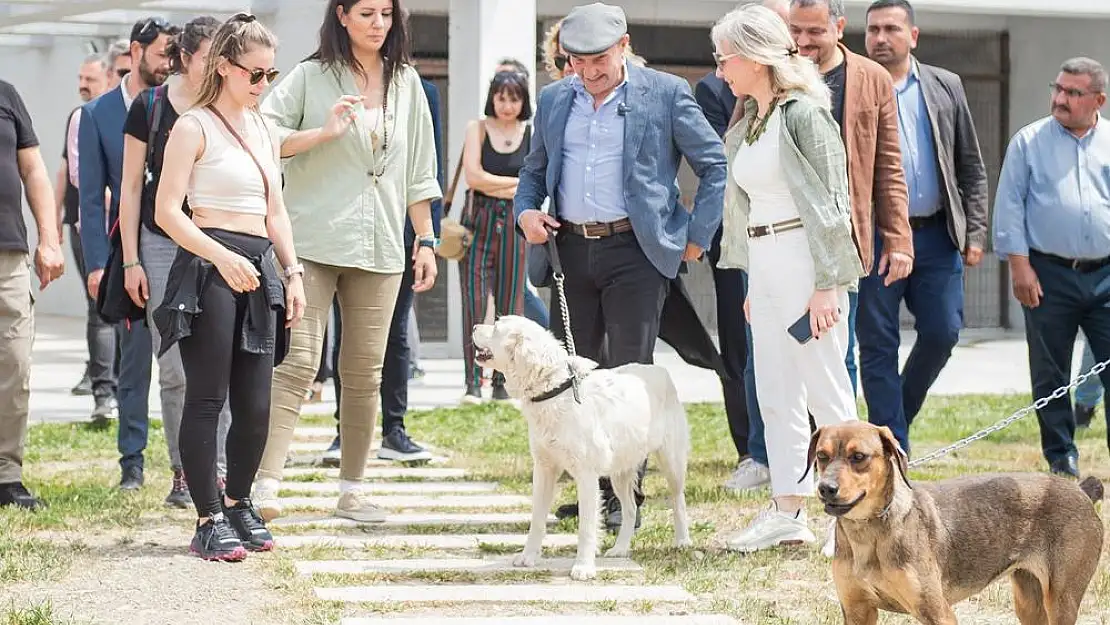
[557,72,629,224]
[994,115,1110,260]
[894,66,943,217]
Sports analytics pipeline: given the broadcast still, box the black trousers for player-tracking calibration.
[178,236,275,518]
[708,225,750,461]
[550,230,669,504]
[69,225,118,398]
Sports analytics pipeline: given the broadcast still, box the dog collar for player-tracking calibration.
[528,364,583,404]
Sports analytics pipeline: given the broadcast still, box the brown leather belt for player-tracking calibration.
[747,217,803,239]
[563,217,633,239]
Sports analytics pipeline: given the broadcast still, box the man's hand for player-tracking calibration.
[87,268,104,301]
[518,209,560,244]
[1009,256,1042,308]
[878,251,913,286]
[682,243,703,262]
[33,241,64,290]
[964,245,984,267]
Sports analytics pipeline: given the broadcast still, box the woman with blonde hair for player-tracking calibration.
[710,3,864,554]
[154,12,305,560]
[541,18,645,81]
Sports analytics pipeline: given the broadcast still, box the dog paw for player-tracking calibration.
[512,552,538,568]
[674,536,693,549]
[570,563,597,581]
[603,546,630,558]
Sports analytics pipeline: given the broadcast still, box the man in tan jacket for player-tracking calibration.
[788,0,912,395]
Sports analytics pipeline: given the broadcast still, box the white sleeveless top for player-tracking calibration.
[181,107,273,216]
[730,108,802,226]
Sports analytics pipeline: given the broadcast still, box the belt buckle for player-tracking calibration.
[581,223,602,240]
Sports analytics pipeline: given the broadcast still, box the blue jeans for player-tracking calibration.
[523,284,550,328]
[116,319,152,472]
[858,221,963,455]
[1075,334,1104,409]
[741,273,859,467]
[1023,253,1110,466]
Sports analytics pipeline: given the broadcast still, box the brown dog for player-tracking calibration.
[803,421,1104,625]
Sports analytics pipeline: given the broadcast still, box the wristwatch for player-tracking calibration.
[416,234,438,252]
[284,263,305,278]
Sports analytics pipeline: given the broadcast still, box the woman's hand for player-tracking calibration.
[124,264,149,307]
[412,244,438,292]
[321,95,363,141]
[285,274,306,328]
[744,297,751,323]
[808,288,840,340]
[214,251,260,293]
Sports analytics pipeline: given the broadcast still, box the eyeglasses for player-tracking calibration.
[133,16,173,45]
[1050,82,1099,99]
[553,54,568,71]
[713,52,740,68]
[231,60,280,85]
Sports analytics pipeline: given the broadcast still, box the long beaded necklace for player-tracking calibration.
[744,96,781,145]
[368,68,390,182]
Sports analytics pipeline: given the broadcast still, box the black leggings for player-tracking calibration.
[178,240,274,519]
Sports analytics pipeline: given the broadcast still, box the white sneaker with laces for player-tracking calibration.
[335,489,388,523]
[726,503,816,553]
[251,478,283,522]
[724,457,771,492]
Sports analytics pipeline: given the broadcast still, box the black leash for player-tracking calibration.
[536,228,581,404]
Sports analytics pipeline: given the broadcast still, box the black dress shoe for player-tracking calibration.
[1049,455,1080,479]
[119,466,144,491]
[603,496,641,533]
[0,482,45,511]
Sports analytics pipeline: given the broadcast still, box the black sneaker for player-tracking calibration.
[223,498,274,552]
[119,465,144,491]
[164,468,192,509]
[71,370,93,396]
[0,482,45,511]
[1076,404,1097,429]
[377,428,433,462]
[91,394,117,423]
[190,513,248,561]
[491,372,510,401]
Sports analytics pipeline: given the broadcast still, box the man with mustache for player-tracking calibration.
[79,17,177,491]
[56,54,114,409]
[862,0,988,456]
[994,56,1110,479]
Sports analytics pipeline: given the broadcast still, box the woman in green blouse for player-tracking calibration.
[253,0,441,524]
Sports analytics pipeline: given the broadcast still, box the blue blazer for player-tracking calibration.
[694,72,738,139]
[514,63,727,280]
[78,85,128,273]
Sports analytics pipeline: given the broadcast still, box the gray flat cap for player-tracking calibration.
[559,3,627,55]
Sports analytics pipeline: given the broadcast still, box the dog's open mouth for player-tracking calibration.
[475,347,493,363]
[822,492,865,517]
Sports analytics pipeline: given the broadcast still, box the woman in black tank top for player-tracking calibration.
[458,71,533,403]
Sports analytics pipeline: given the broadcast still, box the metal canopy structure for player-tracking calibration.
[0,0,253,48]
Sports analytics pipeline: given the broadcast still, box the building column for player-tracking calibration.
[445,0,537,358]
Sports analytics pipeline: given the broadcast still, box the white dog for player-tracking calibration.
[471,315,692,581]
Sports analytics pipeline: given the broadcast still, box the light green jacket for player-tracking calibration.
[261,61,442,274]
[717,91,865,291]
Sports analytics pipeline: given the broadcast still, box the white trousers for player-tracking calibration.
[748,228,859,498]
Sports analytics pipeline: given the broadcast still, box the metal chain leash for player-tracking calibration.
[907,356,1110,468]
[551,271,577,358]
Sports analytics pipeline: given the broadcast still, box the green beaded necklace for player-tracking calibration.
[744,96,781,146]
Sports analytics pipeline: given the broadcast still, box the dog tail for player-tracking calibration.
[1079,476,1105,503]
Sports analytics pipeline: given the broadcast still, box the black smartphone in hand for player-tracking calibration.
[787,311,814,345]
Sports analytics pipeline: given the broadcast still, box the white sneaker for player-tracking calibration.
[724,458,771,492]
[822,521,836,558]
[252,478,283,522]
[726,503,816,553]
[335,489,388,523]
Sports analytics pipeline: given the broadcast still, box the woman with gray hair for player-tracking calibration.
[710,3,864,554]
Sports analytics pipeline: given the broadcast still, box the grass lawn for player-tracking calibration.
[2,394,1109,624]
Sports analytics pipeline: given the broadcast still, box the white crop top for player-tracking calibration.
[181,108,273,216]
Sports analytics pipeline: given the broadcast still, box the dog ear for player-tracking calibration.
[877,426,912,491]
[797,427,823,484]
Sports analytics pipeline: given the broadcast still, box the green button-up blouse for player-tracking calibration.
[261,61,442,274]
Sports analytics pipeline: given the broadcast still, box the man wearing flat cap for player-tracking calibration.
[515,2,727,531]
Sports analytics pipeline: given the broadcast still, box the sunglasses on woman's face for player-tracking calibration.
[554,54,568,71]
[231,60,280,85]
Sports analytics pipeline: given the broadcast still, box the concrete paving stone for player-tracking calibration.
[315,583,695,603]
[279,494,529,510]
[275,534,578,550]
[294,557,641,576]
[281,467,468,480]
[279,481,499,495]
[284,453,449,467]
[271,512,552,529]
[341,617,740,625]
[290,428,439,450]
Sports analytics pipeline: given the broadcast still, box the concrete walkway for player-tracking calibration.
[26,314,1057,426]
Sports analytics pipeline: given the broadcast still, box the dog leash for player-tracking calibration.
[543,228,581,403]
[908,356,1110,468]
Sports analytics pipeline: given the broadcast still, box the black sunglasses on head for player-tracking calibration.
[554,54,568,71]
[134,16,173,45]
[231,60,280,85]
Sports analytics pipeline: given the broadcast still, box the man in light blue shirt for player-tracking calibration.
[994,56,1110,478]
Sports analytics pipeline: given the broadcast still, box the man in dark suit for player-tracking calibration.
[516,3,726,530]
[862,0,989,452]
[79,17,175,490]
